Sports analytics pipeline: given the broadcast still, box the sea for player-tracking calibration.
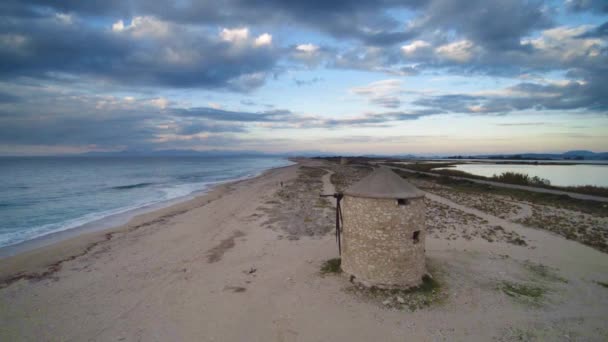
[0,156,292,251]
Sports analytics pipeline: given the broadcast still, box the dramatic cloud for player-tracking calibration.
[414,78,608,114]
[320,109,442,128]
[173,107,294,122]
[418,0,552,50]
[0,87,253,150]
[0,0,553,49]
[0,15,279,91]
[566,0,608,13]
[0,0,606,154]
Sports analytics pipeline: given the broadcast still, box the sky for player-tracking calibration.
[0,0,607,156]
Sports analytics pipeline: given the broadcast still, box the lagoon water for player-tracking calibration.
[0,156,291,249]
[441,163,608,187]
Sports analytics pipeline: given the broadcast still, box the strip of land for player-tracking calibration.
[1,159,607,341]
[387,165,608,203]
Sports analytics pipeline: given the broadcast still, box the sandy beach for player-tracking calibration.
[1,158,608,341]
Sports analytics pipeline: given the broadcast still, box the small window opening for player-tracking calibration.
[413,231,420,243]
[397,198,409,206]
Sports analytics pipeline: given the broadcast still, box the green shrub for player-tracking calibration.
[320,258,342,274]
[491,172,551,186]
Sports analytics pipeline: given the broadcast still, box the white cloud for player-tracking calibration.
[291,44,325,66]
[220,27,250,42]
[112,20,125,32]
[55,13,73,25]
[208,102,222,109]
[111,16,170,38]
[522,25,605,62]
[350,79,403,108]
[401,40,431,55]
[436,40,476,63]
[150,97,169,109]
[296,43,319,53]
[254,33,272,47]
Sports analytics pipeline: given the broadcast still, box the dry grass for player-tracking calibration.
[401,172,608,254]
[257,166,334,238]
[517,204,608,253]
[426,200,528,246]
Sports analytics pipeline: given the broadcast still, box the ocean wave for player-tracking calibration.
[110,182,155,190]
[0,158,294,249]
[0,181,218,248]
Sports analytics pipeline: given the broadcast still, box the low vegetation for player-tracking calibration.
[356,274,444,311]
[491,172,550,187]
[257,166,334,238]
[523,261,567,283]
[383,162,456,173]
[328,164,374,192]
[595,281,608,289]
[320,258,342,274]
[388,162,608,197]
[347,274,444,311]
[560,185,608,197]
[499,281,547,306]
[415,174,607,218]
[398,170,608,253]
[426,199,529,246]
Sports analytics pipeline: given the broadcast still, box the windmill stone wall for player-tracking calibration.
[340,167,426,289]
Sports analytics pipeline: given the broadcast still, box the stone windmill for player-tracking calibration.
[340,167,426,289]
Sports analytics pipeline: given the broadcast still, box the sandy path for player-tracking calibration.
[507,201,533,221]
[390,166,608,203]
[320,169,336,196]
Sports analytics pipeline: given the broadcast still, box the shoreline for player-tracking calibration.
[0,160,295,259]
[0,161,298,284]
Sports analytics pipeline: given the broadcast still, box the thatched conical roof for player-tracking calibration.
[344,167,424,199]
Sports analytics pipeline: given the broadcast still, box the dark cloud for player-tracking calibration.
[177,122,246,135]
[370,97,401,108]
[421,0,552,50]
[173,107,294,122]
[496,122,548,126]
[14,0,551,50]
[0,111,156,148]
[577,21,608,38]
[0,0,586,87]
[413,94,484,113]
[321,110,440,127]
[0,89,253,149]
[413,78,608,115]
[0,0,605,154]
[566,0,608,13]
[0,14,278,91]
[4,0,424,46]
[0,92,20,103]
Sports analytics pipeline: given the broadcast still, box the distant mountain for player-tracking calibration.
[446,150,608,160]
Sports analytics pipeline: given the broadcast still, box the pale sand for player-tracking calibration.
[1,159,608,341]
